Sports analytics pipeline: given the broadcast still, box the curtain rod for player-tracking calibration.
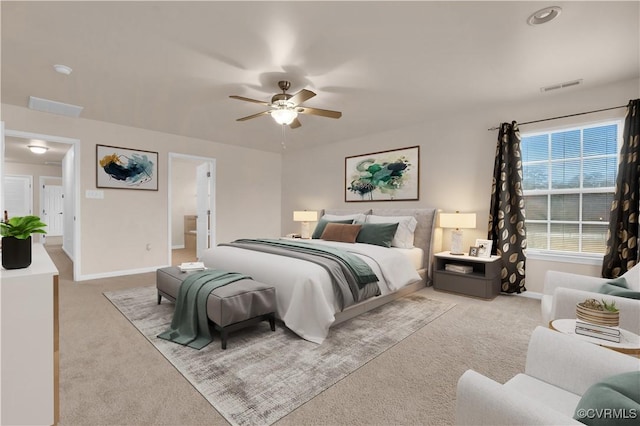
[487,104,628,131]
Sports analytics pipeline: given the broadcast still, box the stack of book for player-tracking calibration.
[178,261,206,272]
[575,320,621,343]
[445,264,473,274]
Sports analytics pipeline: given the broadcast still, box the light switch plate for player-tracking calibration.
[85,190,104,199]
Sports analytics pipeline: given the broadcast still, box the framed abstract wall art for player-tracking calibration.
[96,144,158,190]
[345,145,419,202]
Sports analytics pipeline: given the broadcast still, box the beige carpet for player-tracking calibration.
[104,286,455,425]
[49,245,543,425]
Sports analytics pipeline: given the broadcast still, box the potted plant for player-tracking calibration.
[576,298,620,327]
[1,215,47,269]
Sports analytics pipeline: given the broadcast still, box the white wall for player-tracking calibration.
[281,77,640,293]
[1,104,282,279]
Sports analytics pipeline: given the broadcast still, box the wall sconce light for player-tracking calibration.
[439,211,477,255]
[293,210,318,239]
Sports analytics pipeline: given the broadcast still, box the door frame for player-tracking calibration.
[1,128,81,280]
[167,153,216,263]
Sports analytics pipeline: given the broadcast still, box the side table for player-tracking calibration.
[433,251,502,299]
[549,319,640,357]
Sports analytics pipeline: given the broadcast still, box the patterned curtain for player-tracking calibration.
[602,99,640,278]
[488,121,527,293]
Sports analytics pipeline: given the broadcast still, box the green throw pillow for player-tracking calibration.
[311,218,353,239]
[574,371,640,425]
[599,283,640,300]
[356,222,399,248]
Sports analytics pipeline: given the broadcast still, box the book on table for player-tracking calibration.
[444,264,473,274]
[575,325,621,343]
[179,261,206,272]
[575,320,621,336]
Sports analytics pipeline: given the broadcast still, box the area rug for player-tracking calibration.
[104,286,455,426]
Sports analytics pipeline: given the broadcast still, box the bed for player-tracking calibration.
[200,208,437,343]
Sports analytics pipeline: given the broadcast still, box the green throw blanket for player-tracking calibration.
[158,269,251,349]
[232,238,378,286]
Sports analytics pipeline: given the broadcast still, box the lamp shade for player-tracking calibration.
[272,108,298,125]
[293,211,318,222]
[439,212,477,229]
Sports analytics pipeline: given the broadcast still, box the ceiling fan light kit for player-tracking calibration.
[230,80,342,129]
[271,108,298,125]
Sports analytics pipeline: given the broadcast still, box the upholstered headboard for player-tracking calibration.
[320,207,438,283]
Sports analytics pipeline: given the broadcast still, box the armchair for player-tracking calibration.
[541,266,640,333]
[456,326,640,425]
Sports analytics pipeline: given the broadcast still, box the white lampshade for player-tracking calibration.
[439,212,477,229]
[439,212,477,255]
[271,108,298,125]
[293,211,318,222]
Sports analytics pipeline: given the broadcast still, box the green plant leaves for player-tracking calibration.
[0,215,47,240]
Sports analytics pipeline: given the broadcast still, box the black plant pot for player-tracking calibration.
[1,236,32,269]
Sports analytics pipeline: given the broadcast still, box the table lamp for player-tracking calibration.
[293,210,318,239]
[439,212,477,255]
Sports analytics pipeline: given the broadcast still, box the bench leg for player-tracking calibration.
[268,313,276,331]
[157,292,162,305]
[220,329,228,350]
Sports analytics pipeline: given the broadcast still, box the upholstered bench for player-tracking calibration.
[156,267,276,349]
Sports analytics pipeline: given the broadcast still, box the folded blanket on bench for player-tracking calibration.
[158,269,251,349]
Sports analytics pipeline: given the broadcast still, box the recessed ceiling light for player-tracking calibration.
[527,6,562,25]
[53,64,72,75]
[28,145,49,154]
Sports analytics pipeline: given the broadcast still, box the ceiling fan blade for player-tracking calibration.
[236,111,271,121]
[229,95,270,106]
[289,117,302,129]
[298,107,342,119]
[288,89,316,106]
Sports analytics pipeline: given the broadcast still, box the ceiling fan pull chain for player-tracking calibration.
[281,124,287,150]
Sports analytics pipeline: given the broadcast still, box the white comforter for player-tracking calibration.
[200,239,421,343]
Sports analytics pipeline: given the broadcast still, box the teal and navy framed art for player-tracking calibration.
[96,144,158,190]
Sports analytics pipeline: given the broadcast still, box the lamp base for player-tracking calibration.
[450,230,465,255]
[300,222,311,239]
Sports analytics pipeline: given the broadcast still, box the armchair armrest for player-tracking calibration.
[551,288,640,333]
[525,327,640,396]
[455,370,578,425]
[543,270,605,296]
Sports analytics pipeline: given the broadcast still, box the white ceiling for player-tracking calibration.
[2,1,639,154]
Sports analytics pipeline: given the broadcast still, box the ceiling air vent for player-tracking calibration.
[540,79,583,93]
[28,96,84,117]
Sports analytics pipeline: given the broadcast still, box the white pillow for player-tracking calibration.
[366,215,418,248]
[322,213,367,224]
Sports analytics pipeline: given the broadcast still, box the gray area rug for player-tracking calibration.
[104,286,455,426]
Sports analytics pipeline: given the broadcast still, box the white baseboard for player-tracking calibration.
[75,264,170,282]
[172,244,185,249]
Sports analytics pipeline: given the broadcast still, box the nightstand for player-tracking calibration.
[433,251,502,299]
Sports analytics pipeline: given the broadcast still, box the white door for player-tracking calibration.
[42,185,64,236]
[3,175,32,217]
[195,162,211,259]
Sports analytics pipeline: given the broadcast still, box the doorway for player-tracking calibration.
[0,127,81,279]
[168,153,216,266]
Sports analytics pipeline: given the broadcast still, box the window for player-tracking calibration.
[521,121,621,255]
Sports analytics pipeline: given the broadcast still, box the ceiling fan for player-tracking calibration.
[230,81,342,129]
